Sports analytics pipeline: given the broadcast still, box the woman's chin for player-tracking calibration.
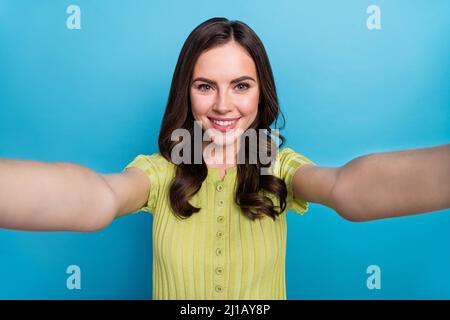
[210,136,237,147]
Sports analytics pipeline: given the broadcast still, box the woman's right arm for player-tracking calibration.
[0,159,150,232]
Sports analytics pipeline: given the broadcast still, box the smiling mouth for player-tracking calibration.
[209,118,239,126]
[207,117,241,131]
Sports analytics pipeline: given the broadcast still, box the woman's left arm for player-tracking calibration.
[331,143,450,222]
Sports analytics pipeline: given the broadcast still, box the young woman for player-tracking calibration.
[0,17,449,300]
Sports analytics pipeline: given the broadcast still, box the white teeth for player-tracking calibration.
[211,119,237,126]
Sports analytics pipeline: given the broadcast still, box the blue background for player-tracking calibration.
[0,0,449,299]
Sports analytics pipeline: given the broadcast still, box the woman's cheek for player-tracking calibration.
[235,93,258,112]
[238,101,258,118]
[191,95,211,117]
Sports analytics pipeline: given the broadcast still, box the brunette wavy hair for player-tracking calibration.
[158,17,289,221]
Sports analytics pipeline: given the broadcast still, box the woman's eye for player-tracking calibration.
[196,82,250,92]
[235,82,250,90]
[197,84,212,91]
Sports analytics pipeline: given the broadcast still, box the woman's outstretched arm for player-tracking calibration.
[0,159,119,232]
[331,143,450,221]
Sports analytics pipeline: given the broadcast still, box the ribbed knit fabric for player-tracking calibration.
[124,147,315,300]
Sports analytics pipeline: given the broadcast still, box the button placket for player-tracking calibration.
[213,181,226,297]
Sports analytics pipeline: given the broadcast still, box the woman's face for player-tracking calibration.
[190,41,260,147]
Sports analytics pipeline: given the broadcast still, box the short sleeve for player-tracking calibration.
[272,147,316,215]
[123,153,172,214]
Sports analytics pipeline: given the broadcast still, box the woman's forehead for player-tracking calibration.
[193,43,257,80]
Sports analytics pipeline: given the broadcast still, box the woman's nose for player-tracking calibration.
[212,92,232,113]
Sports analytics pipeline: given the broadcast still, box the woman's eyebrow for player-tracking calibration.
[191,76,256,85]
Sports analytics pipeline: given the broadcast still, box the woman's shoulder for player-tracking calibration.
[124,152,176,174]
[137,153,174,165]
[271,146,315,178]
[274,146,303,166]
[275,146,296,159]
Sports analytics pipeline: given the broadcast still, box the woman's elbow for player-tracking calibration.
[78,184,118,232]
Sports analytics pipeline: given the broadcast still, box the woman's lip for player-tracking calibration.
[208,117,240,132]
[207,116,241,121]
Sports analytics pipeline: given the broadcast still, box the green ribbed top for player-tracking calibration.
[124,147,315,300]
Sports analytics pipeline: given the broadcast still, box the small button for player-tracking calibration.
[216,231,223,238]
[215,248,223,256]
[218,199,224,206]
[216,184,224,192]
[215,285,223,293]
[215,267,223,275]
[217,216,224,223]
